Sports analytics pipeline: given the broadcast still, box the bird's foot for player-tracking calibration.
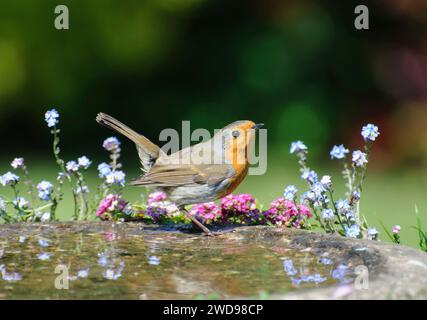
[203,231,223,237]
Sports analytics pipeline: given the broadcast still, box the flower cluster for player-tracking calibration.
[0,172,19,186]
[11,158,24,169]
[45,109,59,127]
[13,197,29,210]
[263,197,312,228]
[9,157,36,201]
[0,152,58,222]
[144,192,181,222]
[105,170,126,187]
[145,201,181,222]
[290,123,381,239]
[189,202,222,224]
[66,156,92,173]
[37,181,54,201]
[330,145,349,160]
[98,163,112,178]
[99,191,180,223]
[367,227,379,240]
[98,137,126,188]
[352,150,368,167]
[0,109,133,223]
[64,156,92,219]
[0,170,29,222]
[221,193,257,213]
[93,136,127,221]
[103,137,121,152]
[391,224,401,244]
[290,141,308,155]
[3,109,423,251]
[283,185,298,200]
[147,191,167,203]
[189,193,312,227]
[96,194,129,220]
[35,212,51,222]
[361,124,380,142]
[99,191,313,229]
[220,193,265,224]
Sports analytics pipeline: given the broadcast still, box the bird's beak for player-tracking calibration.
[252,123,264,130]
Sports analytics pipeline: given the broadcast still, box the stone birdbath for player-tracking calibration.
[0,222,426,299]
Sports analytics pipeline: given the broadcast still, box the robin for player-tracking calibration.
[96,113,263,235]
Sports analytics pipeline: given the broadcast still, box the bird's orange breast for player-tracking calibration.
[223,164,248,196]
[221,142,250,196]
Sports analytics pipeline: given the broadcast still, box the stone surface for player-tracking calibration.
[270,229,427,299]
[0,222,426,299]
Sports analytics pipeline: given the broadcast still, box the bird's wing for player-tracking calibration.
[129,164,234,187]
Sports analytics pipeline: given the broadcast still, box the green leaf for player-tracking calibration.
[414,205,427,251]
[380,220,396,243]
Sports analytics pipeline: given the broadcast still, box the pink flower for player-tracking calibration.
[220,194,264,225]
[145,200,180,221]
[190,202,222,223]
[96,194,127,220]
[270,197,298,218]
[96,195,114,217]
[144,192,180,221]
[392,225,401,234]
[147,191,167,204]
[221,193,256,213]
[263,197,312,227]
[298,204,313,218]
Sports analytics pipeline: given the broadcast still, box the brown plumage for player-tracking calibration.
[96,112,263,234]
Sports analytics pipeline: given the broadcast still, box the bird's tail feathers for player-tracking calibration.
[96,112,160,171]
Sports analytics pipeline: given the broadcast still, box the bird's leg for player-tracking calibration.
[181,207,212,235]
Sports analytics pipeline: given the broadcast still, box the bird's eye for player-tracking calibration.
[232,130,240,138]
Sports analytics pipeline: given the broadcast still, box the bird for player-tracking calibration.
[96,112,263,235]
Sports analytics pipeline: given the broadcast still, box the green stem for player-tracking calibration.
[52,126,79,220]
[352,142,372,226]
[74,171,90,220]
[358,142,372,193]
[342,161,353,195]
[309,203,326,231]
[328,189,346,231]
[21,165,36,201]
[33,202,54,213]
[10,184,27,221]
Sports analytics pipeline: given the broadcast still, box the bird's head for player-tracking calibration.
[216,120,264,167]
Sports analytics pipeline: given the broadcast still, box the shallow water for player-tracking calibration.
[0,224,356,299]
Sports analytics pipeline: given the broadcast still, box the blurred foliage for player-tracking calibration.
[0,0,427,167]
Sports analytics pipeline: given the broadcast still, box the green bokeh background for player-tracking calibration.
[1,0,427,247]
